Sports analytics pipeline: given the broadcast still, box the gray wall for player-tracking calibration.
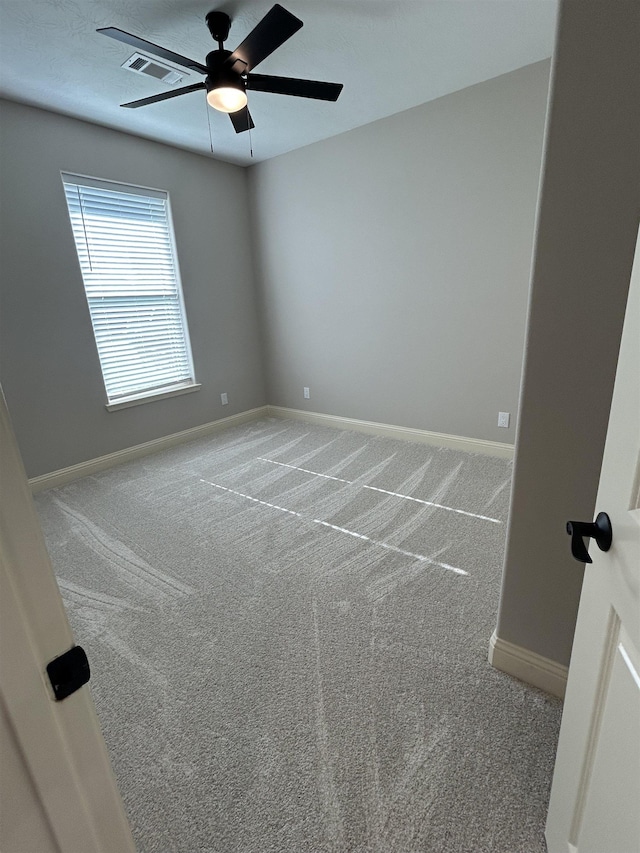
[0,100,265,478]
[496,0,640,667]
[248,61,551,444]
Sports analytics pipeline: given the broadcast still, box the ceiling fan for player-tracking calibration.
[97,4,343,134]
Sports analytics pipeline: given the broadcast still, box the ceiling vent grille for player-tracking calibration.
[121,53,185,86]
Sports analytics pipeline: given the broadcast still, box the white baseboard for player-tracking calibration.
[488,630,568,698]
[30,404,514,493]
[266,406,515,459]
[29,406,269,493]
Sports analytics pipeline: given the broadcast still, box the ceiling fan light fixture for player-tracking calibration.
[100,5,343,134]
[206,83,247,113]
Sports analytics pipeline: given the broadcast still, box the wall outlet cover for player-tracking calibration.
[498,411,510,428]
[303,387,310,399]
[221,392,228,405]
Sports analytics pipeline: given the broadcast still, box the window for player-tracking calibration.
[61,173,198,410]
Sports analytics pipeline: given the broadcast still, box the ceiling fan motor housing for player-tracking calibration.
[205,49,246,92]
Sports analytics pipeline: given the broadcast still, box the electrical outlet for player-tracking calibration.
[221,392,228,405]
[498,411,510,428]
[303,387,310,399]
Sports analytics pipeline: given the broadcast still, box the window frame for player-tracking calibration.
[61,171,199,411]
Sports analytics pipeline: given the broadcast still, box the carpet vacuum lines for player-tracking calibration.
[256,457,502,524]
[199,478,468,576]
[35,420,560,853]
[51,496,195,601]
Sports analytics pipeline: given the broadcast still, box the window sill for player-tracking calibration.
[105,383,201,412]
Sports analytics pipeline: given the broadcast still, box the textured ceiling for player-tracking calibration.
[0,0,557,166]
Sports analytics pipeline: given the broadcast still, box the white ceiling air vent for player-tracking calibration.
[121,53,185,86]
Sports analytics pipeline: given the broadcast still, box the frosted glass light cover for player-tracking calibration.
[206,87,247,113]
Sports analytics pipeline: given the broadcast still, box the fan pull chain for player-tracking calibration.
[205,96,214,154]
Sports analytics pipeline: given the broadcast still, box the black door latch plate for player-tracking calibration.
[46,645,90,701]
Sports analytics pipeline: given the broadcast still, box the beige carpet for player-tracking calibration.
[36,417,562,853]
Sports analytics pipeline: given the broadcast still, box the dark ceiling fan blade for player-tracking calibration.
[97,27,208,75]
[226,4,302,74]
[246,74,343,101]
[121,82,206,109]
[229,107,255,134]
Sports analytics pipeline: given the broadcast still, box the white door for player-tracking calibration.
[0,387,136,853]
[545,229,640,852]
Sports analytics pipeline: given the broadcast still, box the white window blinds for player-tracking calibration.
[61,173,196,405]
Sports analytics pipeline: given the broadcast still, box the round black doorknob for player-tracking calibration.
[566,512,613,564]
